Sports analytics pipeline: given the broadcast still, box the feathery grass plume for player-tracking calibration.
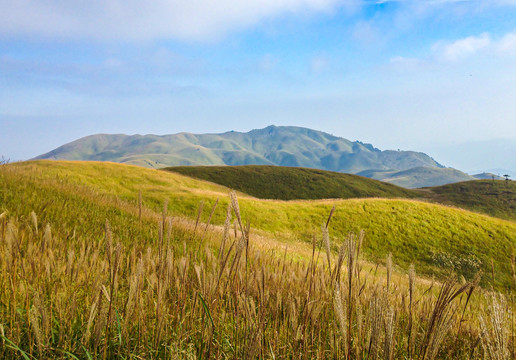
[452,272,481,356]
[229,191,243,233]
[166,216,173,243]
[322,225,331,273]
[33,289,49,342]
[218,203,232,267]
[103,242,121,360]
[386,253,392,292]
[4,221,15,269]
[419,273,476,360]
[222,229,247,294]
[335,240,347,281]
[194,264,203,292]
[333,282,347,352]
[29,305,43,356]
[355,300,363,360]
[6,220,17,248]
[408,264,416,358]
[384,306,396,360]
[479,293,510,360]
[0,211,6,220]
[42,223,51,252]
[367,290,384,359]
[84,289,101,345]
[123,258,143,334]
[233,218,239,240]
[30,211,38,233]
[346,232,357,359]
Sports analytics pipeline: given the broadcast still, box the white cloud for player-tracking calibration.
[496,30,516,54]
[433,33,491,61]
[2,0,516,42]
[428,29,516,62]
[0,0,352,42]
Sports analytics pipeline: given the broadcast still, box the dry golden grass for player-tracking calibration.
[1,161,516,359]
[0,188,514,359]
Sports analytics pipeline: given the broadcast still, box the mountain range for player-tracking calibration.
[35,125,491,188]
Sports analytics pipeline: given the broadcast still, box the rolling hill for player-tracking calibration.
[166,164,516,222]
[164,165,419,200]
[425,179,516,222]
[2,160,516,287]
[35,125,445,175]
[3,160,514,359]
[358,166,477,188]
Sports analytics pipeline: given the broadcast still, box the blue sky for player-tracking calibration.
[1,0,516,173]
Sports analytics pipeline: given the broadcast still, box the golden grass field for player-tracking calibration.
[1,160,515,359]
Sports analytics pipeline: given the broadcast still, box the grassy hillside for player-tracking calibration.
[165,164,516,222]
[35,125,443,174]
[358,166,475,188]
[2,160,516,359]
[164,165,419,200]
[2,160,516,287]
[425,179,516,222]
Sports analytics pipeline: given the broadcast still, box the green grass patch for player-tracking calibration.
[164,165,419,200]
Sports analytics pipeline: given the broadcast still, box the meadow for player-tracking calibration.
[1,160,516,359]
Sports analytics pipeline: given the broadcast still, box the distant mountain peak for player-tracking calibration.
[35,125,455,186]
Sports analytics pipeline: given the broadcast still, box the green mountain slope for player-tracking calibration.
[35,125,443,174]
[358,166,475,188]
[2,160,516,287]
[164,165,418,200]
[473,172,504,180]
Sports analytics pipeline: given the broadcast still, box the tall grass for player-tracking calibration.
[0,185,513,359]
[4,161,516,289]
[1,161,516,358]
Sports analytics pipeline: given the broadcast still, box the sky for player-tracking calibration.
[1,0,516,174]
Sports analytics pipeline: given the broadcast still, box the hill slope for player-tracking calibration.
[165,165,516,221]
[2,160,511,359]
[425,179,516,222]
[164,165,418,200]
[358,166,475,188]
[35,125,443,175]
[2,160,516,287]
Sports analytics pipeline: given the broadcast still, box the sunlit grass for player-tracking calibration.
[1,160,516,358]
[3,160,515,287]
